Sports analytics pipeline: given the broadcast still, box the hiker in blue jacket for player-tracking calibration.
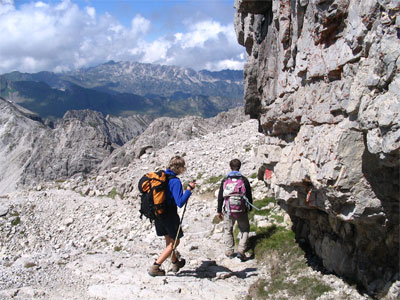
[217,158,253,261]
[148,155,196,277]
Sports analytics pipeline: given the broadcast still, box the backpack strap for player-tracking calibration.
[161,172,177,207]
[165,173,175,181]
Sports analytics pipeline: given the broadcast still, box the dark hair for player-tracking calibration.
[229,159,241,171]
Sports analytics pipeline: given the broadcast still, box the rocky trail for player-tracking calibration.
[0,117,265,300]
[0,189,261,300]
[0,186,380,300]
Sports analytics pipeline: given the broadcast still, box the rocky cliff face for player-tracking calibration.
[235,0,399,296]
[0,98,152,194]
[0,98,48,194]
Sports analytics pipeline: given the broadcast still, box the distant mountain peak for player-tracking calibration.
[0,61,244,119]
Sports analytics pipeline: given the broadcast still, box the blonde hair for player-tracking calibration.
[167,156,186,175]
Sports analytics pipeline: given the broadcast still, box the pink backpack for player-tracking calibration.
[223,177,247,218]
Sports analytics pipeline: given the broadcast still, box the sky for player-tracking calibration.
[0,0,246,74]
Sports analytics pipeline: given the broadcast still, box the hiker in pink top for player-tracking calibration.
[217,159,253,261]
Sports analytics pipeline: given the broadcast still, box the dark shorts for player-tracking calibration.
[154,211,184,240]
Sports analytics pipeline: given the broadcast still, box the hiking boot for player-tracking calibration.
[171,258,186,273]
[148,263,165,277]
[237,252,246,262]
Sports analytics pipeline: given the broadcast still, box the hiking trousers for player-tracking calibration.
[223,213,250,255]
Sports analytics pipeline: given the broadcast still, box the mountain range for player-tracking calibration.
[0,97,154,194]
[0,95,249,194]
[0,61,244,120]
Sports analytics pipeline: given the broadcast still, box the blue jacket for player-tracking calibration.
[165,169,191,208]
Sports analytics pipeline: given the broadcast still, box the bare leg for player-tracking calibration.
[155,235,180,265]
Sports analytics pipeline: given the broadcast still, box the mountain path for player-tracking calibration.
[0,189,262,300]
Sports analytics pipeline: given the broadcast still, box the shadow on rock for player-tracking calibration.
[177,260,257,279]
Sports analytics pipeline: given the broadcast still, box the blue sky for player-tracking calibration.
[0,0,245,73]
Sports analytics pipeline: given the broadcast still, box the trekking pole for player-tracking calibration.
[172,199,188,253]
[172,180,195,252]
[167,200,188,275]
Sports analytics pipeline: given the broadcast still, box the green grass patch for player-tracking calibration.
[10,211,19,217]
[204,175,224,185]
[246,279,270,300]
[250,173,257,179]
[248,197,276,221]
[255,197,276,208]
[114,246,122,252]
[212,215,221,224]
[246,224,333,300]
[107,187,118,199]
[254,227,299,258]
[271,214,284,223]
[297,277,333,297]
[250,224,258,232]
[247,225,280,258]
[11,217,21,226]
[261,276,333,300]
[251,208,271,219]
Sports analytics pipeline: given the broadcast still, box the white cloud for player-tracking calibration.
[34,2,49,9]
[0,0,245,73]
[206,59,245,71]
[0,0,14,15]
[174,32,183,41]
[180,20,230,49]
[156,19,245,70]
[85,6,95,19]
[130,14,150,37]
[142,39,171,63]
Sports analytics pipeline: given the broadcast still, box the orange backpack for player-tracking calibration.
[138,170,170,221]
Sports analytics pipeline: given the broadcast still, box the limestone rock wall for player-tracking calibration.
[234,0,399,296]
[0,100,152,193]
